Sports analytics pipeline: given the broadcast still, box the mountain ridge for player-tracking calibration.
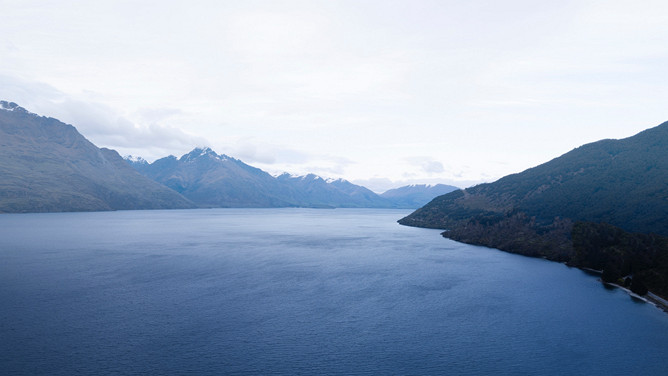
[127,148,399,208]
[399,121,668,298]
[0,100,461,212]
[401,121,668,236]
[381,183,459,208]
[0,101,195,213]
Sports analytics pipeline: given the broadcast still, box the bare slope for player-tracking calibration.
[0,101,194,213]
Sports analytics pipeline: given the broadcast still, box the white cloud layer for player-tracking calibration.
[0,74,208,161]
[1,1,668,189]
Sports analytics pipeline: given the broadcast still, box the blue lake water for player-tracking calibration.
[1,208,667,375]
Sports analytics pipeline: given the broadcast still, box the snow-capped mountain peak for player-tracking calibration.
[326,178,350,185]
[0,101,34,115]
[124,155,148,165]
[179,147,233,163]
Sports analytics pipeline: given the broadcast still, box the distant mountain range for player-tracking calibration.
[0,101,194,212]
[381,184,458,208]
[126,148,450,209]
[0,101,453,213]
[400,121,668,298]
[126,147,395,208]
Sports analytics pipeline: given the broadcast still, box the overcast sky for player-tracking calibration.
[1,0,667,192]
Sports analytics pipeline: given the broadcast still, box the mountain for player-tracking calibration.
[276,173,393,208]
[399,121,668,298]
[401,121,668,239]
[127,148,295,207]
[381,184,459,208]
[0,101,195,213]
[128,149,394,208]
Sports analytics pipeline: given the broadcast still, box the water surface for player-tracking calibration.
[1,209,667,375]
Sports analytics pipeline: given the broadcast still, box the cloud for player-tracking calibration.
[4,40,18,53]
[135,107,184,123]
[217,138,317,165]
[3,2,667,186]
[0,74,64,107]
[55,101,205,149]
[423,161,445,174]
[299,165,343,176]
[302,154,355,176]
[228,141,355,179]
[229,142,277,164]
[405,156,446,175]
[0,74,208,160]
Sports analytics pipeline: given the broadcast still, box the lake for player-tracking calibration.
[1,208,667,375]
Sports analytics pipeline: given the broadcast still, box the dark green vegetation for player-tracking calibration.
[571,222,668,297]
[0,101,195,213]
[400,121,668,298]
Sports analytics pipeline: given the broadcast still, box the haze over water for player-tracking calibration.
[1,209,667,375]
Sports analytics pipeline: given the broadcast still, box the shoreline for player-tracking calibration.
[563,266,668,313]
[606,283,668,313]
[399,221,668,314]
[646,292,668,313]
[575,267,668,312]
[452,230,668,314]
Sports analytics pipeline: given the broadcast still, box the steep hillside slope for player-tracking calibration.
[399,121,668,297]
[401,121,668,237]
[0,101,194,213]
[131,148,295,207]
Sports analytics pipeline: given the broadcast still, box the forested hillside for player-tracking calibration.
[400,121,668,298]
